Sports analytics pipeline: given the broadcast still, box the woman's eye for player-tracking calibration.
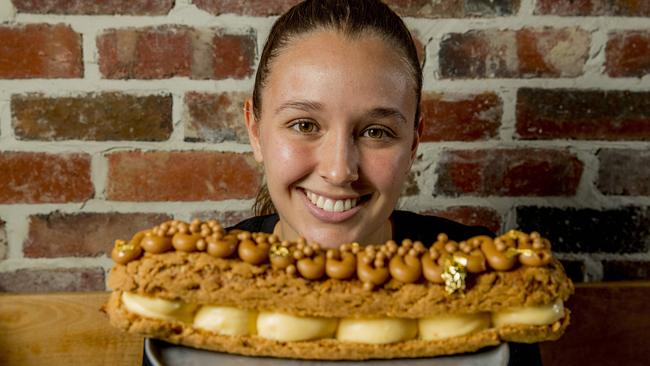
[362,127,390,139]
[290,121,317,133]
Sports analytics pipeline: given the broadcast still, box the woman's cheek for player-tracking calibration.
[265,137,314,185]
[361,149,411,189]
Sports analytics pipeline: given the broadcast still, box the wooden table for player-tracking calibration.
[1,282,649,365]
[0,292,142,366]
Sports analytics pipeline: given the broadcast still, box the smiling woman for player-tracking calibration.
[239,0,424,250]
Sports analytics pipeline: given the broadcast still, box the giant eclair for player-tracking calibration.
[105,219,574,360]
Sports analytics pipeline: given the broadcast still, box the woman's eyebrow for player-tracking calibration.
[275,99,324,114]
[365,107,407,124]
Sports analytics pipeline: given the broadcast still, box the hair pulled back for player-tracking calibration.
[252,0,423,216]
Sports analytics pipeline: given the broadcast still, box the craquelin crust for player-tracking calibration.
[108,251,574,318]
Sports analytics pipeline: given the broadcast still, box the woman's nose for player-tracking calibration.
[318,134,359,185]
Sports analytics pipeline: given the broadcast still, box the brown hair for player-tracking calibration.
[251,0,423,216]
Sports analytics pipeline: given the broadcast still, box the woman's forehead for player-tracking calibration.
[262,30,416,109]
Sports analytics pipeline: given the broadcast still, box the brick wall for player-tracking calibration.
[0,0,648,292]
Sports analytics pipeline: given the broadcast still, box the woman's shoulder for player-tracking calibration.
[391,210,494,245]
[228,214,279,233]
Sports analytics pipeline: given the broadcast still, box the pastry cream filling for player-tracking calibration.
[418,312,491,340]
[193,306,257,336]
[337,318,418,344]
[257,312,338,342]
[121,292,197,323]
[492,300,564,327]
[121,292,564,342]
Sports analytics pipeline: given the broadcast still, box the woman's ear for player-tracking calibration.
[244,98,264,163]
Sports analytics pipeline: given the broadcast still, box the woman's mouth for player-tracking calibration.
[300,189,371,223]
[305,191,359,212]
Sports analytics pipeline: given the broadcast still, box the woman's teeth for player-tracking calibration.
[306,191,359,212]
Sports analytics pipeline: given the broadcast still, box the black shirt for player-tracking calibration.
[230,210,493,244]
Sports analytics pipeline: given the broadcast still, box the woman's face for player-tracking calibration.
[246,30,422,248]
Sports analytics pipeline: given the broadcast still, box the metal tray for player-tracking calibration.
[144,338,510,366]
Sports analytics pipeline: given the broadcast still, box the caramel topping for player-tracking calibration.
[172,233,202,252]
[110,219,558,291]
[111,239,142,264]
[389,253,422,283]
[325,250,356,280]
[141,233,173,254]
[207,235,238,258]
[238,238,269,265]
[357,253,390,286]
[297,254,326,280]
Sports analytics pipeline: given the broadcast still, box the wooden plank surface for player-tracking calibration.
[540,281,650,366]
[1,283,648,365]
[0,292,143,366]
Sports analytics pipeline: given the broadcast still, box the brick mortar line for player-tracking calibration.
[0,256,114,272]
[497,87,517,141]
[13,10,276,32]
[0,79,255,93]
[81,28,101,81]
[557,252,650,261]
[0,91,13,144]
[401,16,650,32]
[571,149,604,206]
[0,141,255,154]
[1,78,649,94]
[0,199,255,215]
[584,257,603,282]
[91,152,108,201]
[2,211,28,261]
[398,195,650,212]
[0,1,16,22]
[1,140,647,160]
[519,0,536,16]
[8,12,650,34]
[168,92,185,144]
[584,28,609,78]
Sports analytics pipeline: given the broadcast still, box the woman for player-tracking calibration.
[235,0,490,248]
[231,0,541,364]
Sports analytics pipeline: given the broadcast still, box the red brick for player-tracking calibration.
[185,92,249,143]
[516,88,650,140]
[98,26,256,80]
[12,0,174,15]
[439,28,589,79]
[212,31,257,80]
[420,92,501,141]
[536,0,650,16]
[420,206,501,233]
[435,149,583,196]
[606,31,650,78]
[0,268,105,292]
[517,206,650,254]
[193,0,301,16]
[98,26,192,79]
[106,151,262,201]
[191,210,254,228]
[24,212,172,258]
[12,93,172,141]
[463,0,520,16]
[0,24,82,79]
[597,149,650,196]
[0,152,93,204]
[602,260,650,281]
